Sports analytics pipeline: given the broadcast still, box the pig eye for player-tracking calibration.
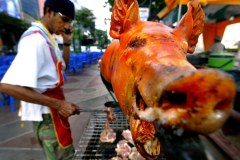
[129,37,146,48]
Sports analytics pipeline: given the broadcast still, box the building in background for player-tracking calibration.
[0,0,21,19]
[21,0,40,23]
[38,0,44,17]
[0,0,42,55]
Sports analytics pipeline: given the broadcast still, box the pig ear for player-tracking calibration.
[173,0,205,53]
[123,0,140,32]
[110,0,140,39]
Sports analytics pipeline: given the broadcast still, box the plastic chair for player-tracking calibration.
[63,71,67,81]
[0,94,4,108]
[81,52,89,66]
[66,53,77,74]
[75,53,84,72]
[9,96,15,112]
[0,65,9,80]
[0,57,16,112]
[0,93,15,112]
[3,55,16,65]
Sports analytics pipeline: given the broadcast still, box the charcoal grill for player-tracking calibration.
[73,107,239,160]
[73,109,130,160]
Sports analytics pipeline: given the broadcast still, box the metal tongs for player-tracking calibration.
[78,101,119,112]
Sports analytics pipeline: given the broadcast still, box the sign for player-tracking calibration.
[139,7,149,21]
[0,0,21,19]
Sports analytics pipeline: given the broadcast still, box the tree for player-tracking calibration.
[75,7,96,47]
[73,7,110,52]
[95,29,110,52]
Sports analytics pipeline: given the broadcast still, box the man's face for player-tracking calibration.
[51,11,73,35]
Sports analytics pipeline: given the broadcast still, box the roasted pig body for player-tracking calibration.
[99,0,237,159]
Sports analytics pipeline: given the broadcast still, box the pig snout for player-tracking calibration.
[136,68,236,134]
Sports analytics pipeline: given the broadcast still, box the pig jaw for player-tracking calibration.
[123,64,197,159]
[135,68,236,134]
[126,68,236,159]
[129,116,161,159]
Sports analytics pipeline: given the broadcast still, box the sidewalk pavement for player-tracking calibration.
[0,63,113,160]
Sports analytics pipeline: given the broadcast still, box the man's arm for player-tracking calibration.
[0,83,79,117]
[62,27,74,69]
[62,44,71,68]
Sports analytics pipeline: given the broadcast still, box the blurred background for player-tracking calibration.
[0,0,240,55]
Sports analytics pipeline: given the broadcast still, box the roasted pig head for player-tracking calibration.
[99,0,237,159]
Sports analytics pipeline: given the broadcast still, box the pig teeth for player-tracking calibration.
[132,103,141,119]
[193,106,200,112]
[143,138,160,156]
[180,119,188,124]
[173,127,184,136]
[137,107,163,122]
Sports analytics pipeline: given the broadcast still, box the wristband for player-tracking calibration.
[63,43,71,46]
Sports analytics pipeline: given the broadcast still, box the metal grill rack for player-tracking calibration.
[73,110,130,160]
[73,109,236,160]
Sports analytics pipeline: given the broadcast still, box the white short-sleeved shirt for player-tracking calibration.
[1,24,64,121]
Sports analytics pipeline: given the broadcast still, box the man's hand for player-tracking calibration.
[61,26,74,68]
[62,26,74,44]
[0,83,80,118]
[56,101,80,117]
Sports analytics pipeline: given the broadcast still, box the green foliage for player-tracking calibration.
[75,8,96,38]
[108,0,114,6]
[74,8,110,49]
[95,29,109,50]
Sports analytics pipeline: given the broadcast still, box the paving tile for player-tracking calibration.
[0,121,32,142]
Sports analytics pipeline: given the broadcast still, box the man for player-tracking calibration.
[0,0,80,159]
[208,36,225,53]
